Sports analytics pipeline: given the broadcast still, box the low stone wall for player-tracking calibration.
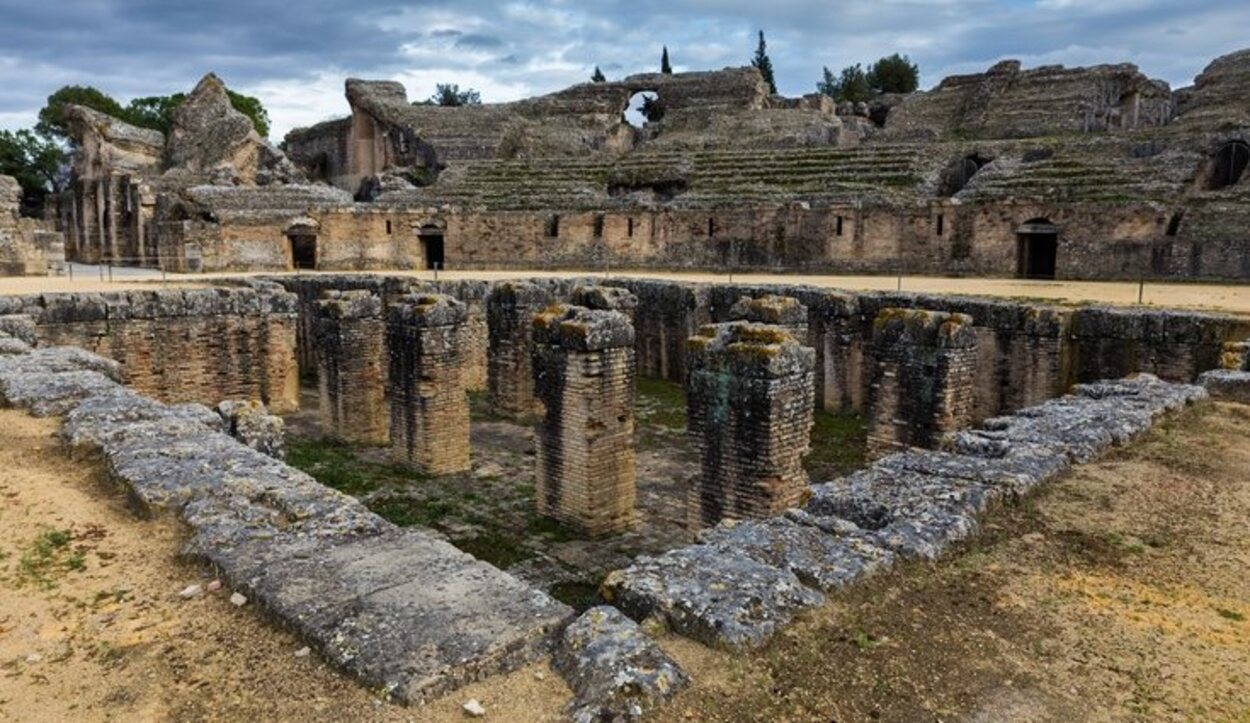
[0,332,573,705]
[0,286,299,412]
[315,290,388,444]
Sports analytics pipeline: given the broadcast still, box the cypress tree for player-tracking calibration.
[661,46,673,74]
[591,66,606,83]
[751,31,777,94]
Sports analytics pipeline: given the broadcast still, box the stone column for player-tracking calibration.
[533,304,637,536]
[728,294,809,343]
[866,308,979,458]
[386,293,471,475]
[686,322,816,531]
[486,281,555,417]
[315,290,388,444]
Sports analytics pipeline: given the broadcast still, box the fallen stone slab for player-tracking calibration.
[0,334,31,355]
[0,346,124,381]
[0,369,126,416]
[1199,370,1250,404]
[601,545,823,651]
[554,606,688,723]
[60,391,222,458]
[698,517,894,591]
[0,314,37,345]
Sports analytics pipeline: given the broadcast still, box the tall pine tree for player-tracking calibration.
[591,66,606,83]
[661,46,673,74]
[751,31,777,94]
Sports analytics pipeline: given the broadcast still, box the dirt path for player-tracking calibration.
[2,269,1248,316]
[0,410,571,722]
[656,402,1250,722]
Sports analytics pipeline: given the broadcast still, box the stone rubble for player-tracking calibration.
[217,399,286,459]
[554,606,689,723]
[1199,369,1250,404]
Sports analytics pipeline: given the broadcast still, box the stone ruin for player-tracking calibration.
[0,175,63,276]
[486,281,556,417]
[2,274,1248,718]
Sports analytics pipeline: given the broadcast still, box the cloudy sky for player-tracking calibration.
[1,0,1247,139]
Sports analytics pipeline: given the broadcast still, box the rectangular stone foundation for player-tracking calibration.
[316,290,387,445]
[386,293,471,474]
[686,321,815,530]
[533,304,637,536]
[866,308,979,458]
[487,281,555,417]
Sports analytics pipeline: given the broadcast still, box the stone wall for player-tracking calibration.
[533,304,637,536]
[865,309,980,458]
[686,321,815,530]
[486,281,556,416]
[315,290,387,444]
[0,175,63,276]
[386,293,471,474]
[5,286,298,411]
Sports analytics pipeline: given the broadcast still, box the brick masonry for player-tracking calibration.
[686,321,816,530]
[386,293,471,474]
[533,303,637,536]
[315,290,388,444]
[866,308,979,458]
[486,281,556,417]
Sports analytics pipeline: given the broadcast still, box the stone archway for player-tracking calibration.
[1210,140,1250,190]
[1016,218,1059,280]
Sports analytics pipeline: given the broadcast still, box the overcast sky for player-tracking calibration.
[1,0,1247,139]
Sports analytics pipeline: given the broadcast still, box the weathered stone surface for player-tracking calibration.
[698,517,894,591]
[554,606,688,723]
[567,285,639,313]
[217,399,286,459]
[727,294,809,342]
[386,293,471,474]
[316,290,388,444]
[487,282,555,417]
[1199,369,1250,404]
[601,544,824,651]
[532,304,637,535]
[0,314,37,345]
[686,321,815,529]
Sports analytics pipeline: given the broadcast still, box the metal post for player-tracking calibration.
[98,263,104,281]
[108,262,113,283]
[68,263,73,282]
[1138,276,1145,305]
[434,261,440,282]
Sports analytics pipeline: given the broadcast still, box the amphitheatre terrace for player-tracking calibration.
[0,40,1248,723]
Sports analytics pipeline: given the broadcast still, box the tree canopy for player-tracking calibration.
[818,54,920,103]
[421,83,483,107]
[35,84,271,139]
[0,129,67,212]
[751,31,777,95]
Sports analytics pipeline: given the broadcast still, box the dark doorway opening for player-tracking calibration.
[289,233,317,270]
[1016,219,1058,280]
[1210,140,1249,190]
[419,225,445,269]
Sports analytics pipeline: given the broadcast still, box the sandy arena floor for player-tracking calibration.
[0,401,1247,721]
[1,267,1248,316]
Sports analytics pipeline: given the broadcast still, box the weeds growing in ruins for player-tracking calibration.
[15,528,83,589]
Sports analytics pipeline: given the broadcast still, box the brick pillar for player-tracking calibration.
[686,322,816,531]
[487,281,555,417]
[315,290,387,444]
[532,304,637,536]
[728,294,809,343]
[568,285,639,315]
[386,293,471,474]
[866,308,979,458]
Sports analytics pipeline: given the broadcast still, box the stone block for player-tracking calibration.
[1200,369,1250,403]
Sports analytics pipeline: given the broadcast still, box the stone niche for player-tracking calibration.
[532,303,638,536]
[866,308,979,458]
[315,290,388,444]
[386,292,471,475]
[685,321,816,530]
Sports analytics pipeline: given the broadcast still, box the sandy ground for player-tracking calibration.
[0,409,572,723]
[1,402,1248,721]
[1,267,1249,315]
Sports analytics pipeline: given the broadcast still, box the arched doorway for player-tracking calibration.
[1016,218,1059,280]
[1210,140,1250,190]
[941,154,990,196]
[624,91,662,127]
[418,224,445,269]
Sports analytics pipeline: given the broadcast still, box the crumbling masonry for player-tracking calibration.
[386,293,471,474]
[686,322,816,530]
[486,281,555,417]
[315,290,388,444]
[866,308,979,457]
[532,304,638,536]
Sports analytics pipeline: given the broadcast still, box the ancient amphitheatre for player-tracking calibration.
[0,25,1249,723]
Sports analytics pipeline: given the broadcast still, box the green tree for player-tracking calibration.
[751,31,777,95]
[591,66,607,83]
[425,83,482,107]
[35,85,126,140]
[816,66,837,97]
[0,129,67,212]
[122,93,186,134]
[224,91,272,137]
[661,46,673,74]
[833,64,872,103]
[867,53,920,95]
